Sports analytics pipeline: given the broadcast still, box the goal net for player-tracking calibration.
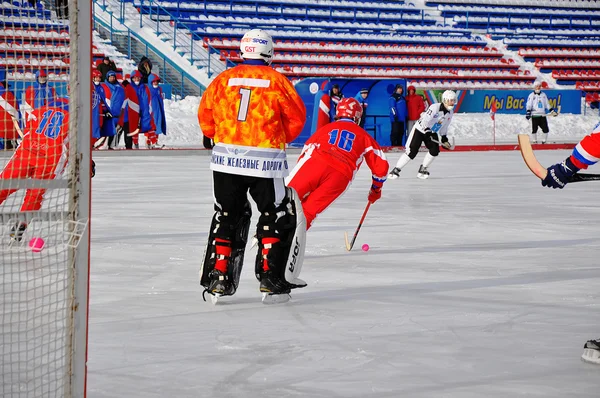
[0,1,91,397]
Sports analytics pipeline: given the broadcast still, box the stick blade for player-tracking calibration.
[344,231,351,251]
[518,134,548,179]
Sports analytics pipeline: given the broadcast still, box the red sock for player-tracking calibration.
[214,238,231,273]
[261,237,280,272]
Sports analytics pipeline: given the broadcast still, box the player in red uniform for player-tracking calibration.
[0,99,69,240]
[538,121,600,364]
[286,97,389,229]
[541,121,600,189]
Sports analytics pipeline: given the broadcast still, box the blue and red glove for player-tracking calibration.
[541,157,580,189]
[368,177,384,203]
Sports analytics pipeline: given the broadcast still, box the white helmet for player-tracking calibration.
[442,90,457,111]
[240,29,273,64]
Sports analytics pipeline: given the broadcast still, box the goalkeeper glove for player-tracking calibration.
[526,110,532,120]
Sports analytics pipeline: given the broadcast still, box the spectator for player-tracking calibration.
[406,85,425,136]
[55,0,68,19]
[0,81,20,150]
[354,88,369,128]
[130,70,156,148]
[92,69,110,149]
[97,56,117,82]
[389,84,407,146]
[148,73,166,149]
[329,84,343,122]
[23,70,56,127]
[138,56,153,84]
[100,70,125,149]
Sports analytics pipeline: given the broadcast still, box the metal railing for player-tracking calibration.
[102,0,236,78]
[92,0,207,97]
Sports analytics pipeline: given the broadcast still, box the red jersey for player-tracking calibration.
[570,121,600,170]
[300,118,388,181]
[21,105,69,160]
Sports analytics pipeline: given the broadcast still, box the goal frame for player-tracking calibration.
[68,0,92,396]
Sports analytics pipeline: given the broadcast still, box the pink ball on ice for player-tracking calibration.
[29,238,45,253]
[361,243,369,252]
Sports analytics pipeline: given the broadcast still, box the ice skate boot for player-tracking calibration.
[260,271,291,304]
[206,269,230,296]
[417,165,430,179]
[9,222,27,242]
[387,167,401,180]
[582,339,600,364]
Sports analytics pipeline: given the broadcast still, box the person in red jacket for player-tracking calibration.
[287,97,389,229]
[406,85,426,136]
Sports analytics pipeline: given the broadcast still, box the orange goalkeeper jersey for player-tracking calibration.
[198,64,306,150]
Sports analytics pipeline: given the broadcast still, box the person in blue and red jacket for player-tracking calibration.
[129,70,156,148]
[148,73,166,148]
[23,70,56,128]
[100,70,125,149]
[117,74,140,149]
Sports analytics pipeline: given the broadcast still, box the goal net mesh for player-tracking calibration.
[0,0,90,396]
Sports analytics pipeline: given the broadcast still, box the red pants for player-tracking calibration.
[287,155,350,229]
[0,150,58,211]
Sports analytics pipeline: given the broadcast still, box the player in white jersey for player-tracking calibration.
[388,90,456,179]
[525,82,557,144]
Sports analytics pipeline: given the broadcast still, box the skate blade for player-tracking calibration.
[416,174,429,180]
[261,293,291,305]
[210,293,222,305]
[581,348,600,365]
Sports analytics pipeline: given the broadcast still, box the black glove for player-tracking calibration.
[441,135,449,144]
[526,110,532,120]
[103,111,113,119]
[541,157,579,189]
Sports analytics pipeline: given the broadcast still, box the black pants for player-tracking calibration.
[531,116,549,134]
[390,121,405,146]
[406,128,439,159]
[122,122,134,149]
[212,171,286,240]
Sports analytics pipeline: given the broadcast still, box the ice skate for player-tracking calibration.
[387,167,401,180]
[582,339,600,364]
[260,271,291,304]
[203,269,231,304]
[417,165,430,179]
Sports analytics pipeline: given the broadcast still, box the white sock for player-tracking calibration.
[542,132,548,143]
[532,133,537,142]
[394,154,412,170]
[422,153,436,168]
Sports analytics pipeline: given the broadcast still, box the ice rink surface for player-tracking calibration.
[87,150,600,398]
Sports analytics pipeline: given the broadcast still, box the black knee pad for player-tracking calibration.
[200,202,251,295]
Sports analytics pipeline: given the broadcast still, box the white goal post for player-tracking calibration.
[0,0,91,397]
